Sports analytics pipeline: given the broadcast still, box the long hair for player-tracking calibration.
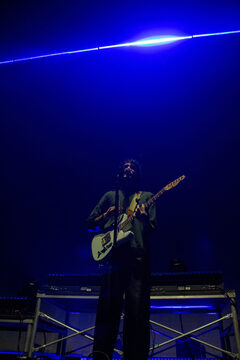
[118,159,141,185]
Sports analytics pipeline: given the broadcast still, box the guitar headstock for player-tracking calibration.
[164,175,186,191]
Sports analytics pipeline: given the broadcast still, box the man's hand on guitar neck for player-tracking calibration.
[134,204,148,221]
[134,204,156,229]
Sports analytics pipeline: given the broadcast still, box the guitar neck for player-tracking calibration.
[144,188,165,209]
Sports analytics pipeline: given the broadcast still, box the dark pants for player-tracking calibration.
[93,247,151,360]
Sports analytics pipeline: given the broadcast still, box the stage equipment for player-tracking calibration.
[46,271,224,296]
[0,296,68,357]
[0,297,34,355]
[25,273,238,358]
[0,30,240,65]
[25,288,240,359]
[0,297,34,319]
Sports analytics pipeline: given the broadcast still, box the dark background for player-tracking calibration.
[1,1,240,296]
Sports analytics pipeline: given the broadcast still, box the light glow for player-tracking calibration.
[0,30,240,65]
[99,35,192,49]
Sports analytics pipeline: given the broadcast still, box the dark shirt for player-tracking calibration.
[88,190,157,257]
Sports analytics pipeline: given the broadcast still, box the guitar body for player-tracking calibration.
[91,214,134,262]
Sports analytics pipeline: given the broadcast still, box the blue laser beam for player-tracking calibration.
[0,30,240,65]
[0,47,99,65]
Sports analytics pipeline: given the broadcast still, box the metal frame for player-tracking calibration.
[27,291,240,359]
[0,318,34,354]
[149,291,240,359]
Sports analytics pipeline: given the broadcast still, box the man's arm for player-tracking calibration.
[87,192,114,231]
[88,206,115,230]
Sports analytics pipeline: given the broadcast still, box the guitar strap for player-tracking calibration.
[127,192,142,216]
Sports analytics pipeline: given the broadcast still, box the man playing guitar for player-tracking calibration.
[88,159,157,360]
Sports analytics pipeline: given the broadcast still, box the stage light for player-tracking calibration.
[0,30,240,65]
[0,296,27,299]
[150,305,214,309]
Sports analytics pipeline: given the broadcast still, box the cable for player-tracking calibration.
[223,289,238,311]
[43,330,47,355]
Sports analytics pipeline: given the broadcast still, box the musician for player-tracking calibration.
[88,159,157,360]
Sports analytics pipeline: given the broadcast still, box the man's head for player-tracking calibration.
[118,159,141,192]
